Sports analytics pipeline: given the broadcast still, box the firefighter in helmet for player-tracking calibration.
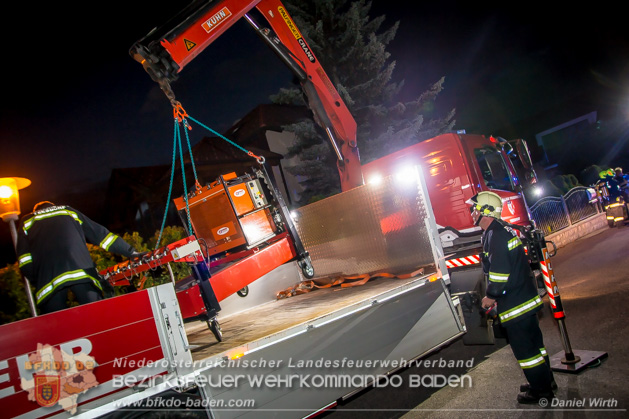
[468,191,556,404]
[599,169,621,200]
[16,201,140,314]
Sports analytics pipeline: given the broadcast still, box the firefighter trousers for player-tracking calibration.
[504,314,554,393]
[39,282,103,314]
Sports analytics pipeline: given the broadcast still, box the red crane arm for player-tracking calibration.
[130,0,363,191]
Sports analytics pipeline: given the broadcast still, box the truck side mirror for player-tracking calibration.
[514,139,533,169]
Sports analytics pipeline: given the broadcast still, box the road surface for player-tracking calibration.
[325,226,629,418]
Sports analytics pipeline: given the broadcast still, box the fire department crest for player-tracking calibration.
[506,199,515,215]
[20,343,99,414]
[34,374,60,407]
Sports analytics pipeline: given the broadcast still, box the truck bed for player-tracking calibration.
[185,272,433,361]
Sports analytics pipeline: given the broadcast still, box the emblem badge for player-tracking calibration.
[34,374,60,407]
[507,200,515,215]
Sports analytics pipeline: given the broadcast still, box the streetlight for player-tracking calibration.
[0,177,38,317]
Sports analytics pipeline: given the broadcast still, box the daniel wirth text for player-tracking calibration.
[551,398,619,408]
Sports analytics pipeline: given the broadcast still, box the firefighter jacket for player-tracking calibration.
[604,176,621,200]
[16,205,135,306]
[481,219,542,325]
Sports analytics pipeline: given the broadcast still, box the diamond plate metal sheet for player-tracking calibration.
[294,175,436,278]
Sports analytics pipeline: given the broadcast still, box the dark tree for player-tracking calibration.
[273,0,455,204]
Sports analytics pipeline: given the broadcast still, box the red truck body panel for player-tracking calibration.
[362,133,531,233]
[0,290,164,418]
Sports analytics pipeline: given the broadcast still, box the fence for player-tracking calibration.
[528,186,601,236]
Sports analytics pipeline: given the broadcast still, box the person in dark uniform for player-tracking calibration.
[16,201,138,314]
[468,191,556,404]
[600,169,621,200]
[614,167,629,200]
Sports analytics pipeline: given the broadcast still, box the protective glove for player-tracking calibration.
[98,277,115,298]
[480,302,498,318]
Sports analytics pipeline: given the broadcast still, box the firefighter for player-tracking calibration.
[468,191,556,404]
[614,167,626,181]
[16,201,139,314]
[614,167,629,200]
[599,169,621,201]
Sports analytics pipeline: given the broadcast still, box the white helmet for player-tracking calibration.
[467,191,503,219]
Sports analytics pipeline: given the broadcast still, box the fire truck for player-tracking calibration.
[362,132,544,343]
[0,0,555,417]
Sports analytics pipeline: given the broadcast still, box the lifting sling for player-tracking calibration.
[155,102,265,249]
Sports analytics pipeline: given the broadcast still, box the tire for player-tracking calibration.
[208,318,223,342]
[298,257,315,279]
[237,286,249,297]
[301,264,315,279]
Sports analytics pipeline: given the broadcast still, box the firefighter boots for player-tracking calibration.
[517,389,555,405]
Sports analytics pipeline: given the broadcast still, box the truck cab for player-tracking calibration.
[363,132,540,345]
[362,133,532,249]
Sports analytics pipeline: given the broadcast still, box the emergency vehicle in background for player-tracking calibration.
[0,0,555,417]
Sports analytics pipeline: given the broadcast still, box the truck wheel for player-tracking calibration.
[208,318,223,342]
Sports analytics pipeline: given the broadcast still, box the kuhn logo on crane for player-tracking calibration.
[202,7,232,33]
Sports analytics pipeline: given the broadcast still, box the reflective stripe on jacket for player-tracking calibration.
[16,205,133,306]
[35,269,103,304]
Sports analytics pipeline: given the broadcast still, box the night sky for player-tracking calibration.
[0,1,627,264]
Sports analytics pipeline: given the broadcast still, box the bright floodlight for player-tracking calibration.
[367,173,383,185]
[395,166,418,186]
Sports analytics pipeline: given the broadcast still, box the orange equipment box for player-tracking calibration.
[174,174,276,257]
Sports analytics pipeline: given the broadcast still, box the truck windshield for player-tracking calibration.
[474,147,516,192]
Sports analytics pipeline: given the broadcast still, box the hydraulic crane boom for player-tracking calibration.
[130,0,363,191]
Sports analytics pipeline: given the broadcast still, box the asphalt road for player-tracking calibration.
[323,225,629,418]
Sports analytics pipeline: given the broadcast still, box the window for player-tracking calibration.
[474,147,515,192]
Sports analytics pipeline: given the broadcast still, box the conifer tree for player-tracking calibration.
[273,0,455,204]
